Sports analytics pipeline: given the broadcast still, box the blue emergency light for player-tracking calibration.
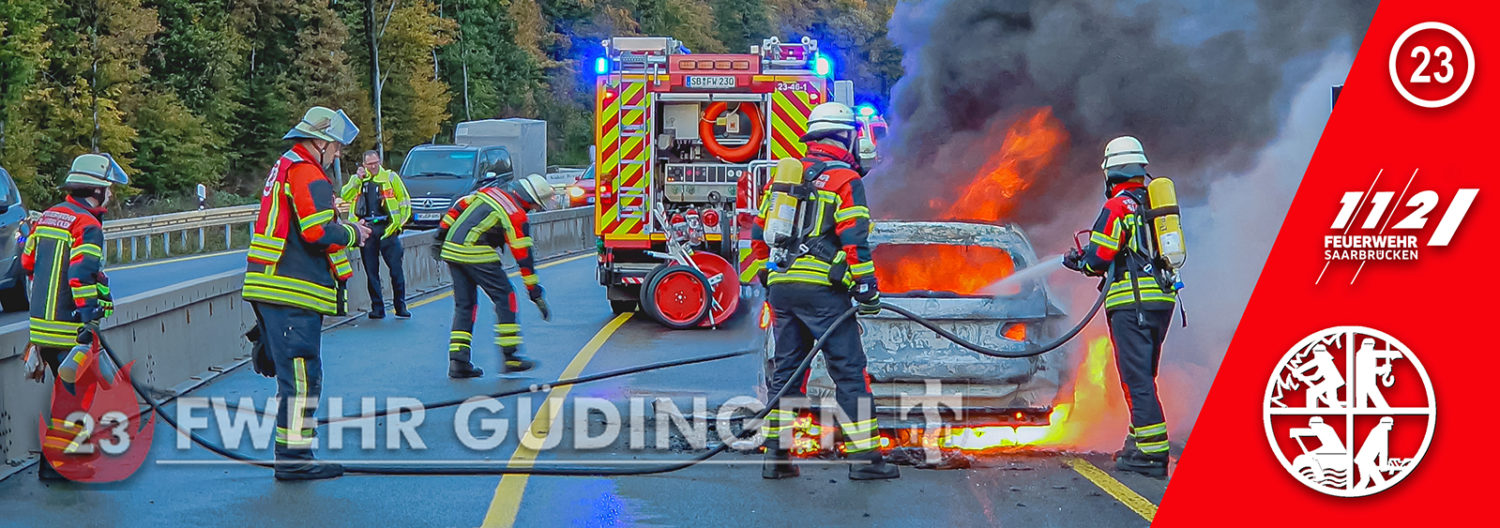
[595,57,609,75]
[813,54,833,77]
[857,105,876,117]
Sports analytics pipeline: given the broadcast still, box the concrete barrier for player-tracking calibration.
[0,206,596,465]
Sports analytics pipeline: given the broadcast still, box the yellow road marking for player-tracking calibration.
[405,253,594,310]
[106,249,246,271]
[1067,457,1158,522]
[481,312,633,528]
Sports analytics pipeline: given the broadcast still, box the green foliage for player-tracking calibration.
[0,0,899,211]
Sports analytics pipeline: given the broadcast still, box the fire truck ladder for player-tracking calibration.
[615,70,656,224]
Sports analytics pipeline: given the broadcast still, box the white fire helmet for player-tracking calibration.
[801,102,858,143]
[1101,136,1149,170]
[512,174,556,209]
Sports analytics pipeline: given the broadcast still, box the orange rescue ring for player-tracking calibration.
[700,102,764,163]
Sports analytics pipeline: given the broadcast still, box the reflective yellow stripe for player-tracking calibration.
[31,318,82,333]
[244,272,335,297]
[510,236,534,249]
[834,206,869,222]
[244,272,337,313]
[522,274,540,286]
[1133,423,1168,437]
[72,286,99,298]
[497,324,521,334]
[845,436,881,452]
[298,209,335,232]
[450,331,473,343]
[841,419,878,437]
[70,244,103,260]
[739,259,765,283]
[849,261,874,276]
[1091,231,1119,251]
[33,226,71,240]
[1136,440,1170,453]
[496,336,524,347]
[767,270,832,286]
[791,256,831,272]
[291,358,309,445]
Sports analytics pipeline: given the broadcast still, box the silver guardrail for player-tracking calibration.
[0,205,597,464]
[102,204,259,263]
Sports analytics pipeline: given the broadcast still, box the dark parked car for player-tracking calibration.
[399,145,516,229]
[0,167,30,311]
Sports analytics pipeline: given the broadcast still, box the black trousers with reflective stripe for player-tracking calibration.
[766,283,873,426]
[448,260,518,363]
[1107,307,1173,431]
[360,222,406,313]
[252,302,325,462]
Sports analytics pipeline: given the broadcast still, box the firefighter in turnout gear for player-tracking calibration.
[23,154,128,481]
[439,174,554,379]
[1063,136,1176,478]
[341,149,413,319]
[244,106,371,481]
[746,102,898,481]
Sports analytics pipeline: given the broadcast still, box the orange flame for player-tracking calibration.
[941,107,1068,222]
[873,244,1014,295]
[940,335,1129,452]
[876,108,1067,295]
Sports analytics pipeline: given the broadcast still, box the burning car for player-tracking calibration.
[761,221,1078,452]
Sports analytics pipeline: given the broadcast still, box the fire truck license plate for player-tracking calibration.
[416,213,442,222]
[686,76,736,89]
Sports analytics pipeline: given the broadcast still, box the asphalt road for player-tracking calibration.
[0,250,248,326]
[0,255,1169,527]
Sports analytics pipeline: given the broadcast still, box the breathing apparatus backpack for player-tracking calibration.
[762,158,848,272]
[1121,176,1189,325]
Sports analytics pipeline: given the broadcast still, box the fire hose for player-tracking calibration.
[82,269,1109,476]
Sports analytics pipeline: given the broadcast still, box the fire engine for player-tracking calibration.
[592,35,851,328]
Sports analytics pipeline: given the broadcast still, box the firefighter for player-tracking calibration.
[22,154,128,481]
[746,102,898,481]
[341,149,413,319]
[1062,136,1177,478]
[438,174,554,379]
[244,106,371,481]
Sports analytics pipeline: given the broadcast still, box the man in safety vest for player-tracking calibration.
[245,106,371,480]
[1062,136,1177,478]
[23,154,128,481]
[341,149,413,319]
[745,102,899,481]
[438,174,553,379]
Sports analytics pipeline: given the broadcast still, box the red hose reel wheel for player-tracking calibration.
[642,264,712,329]
[688,252,740,326]
[700,102,765,163]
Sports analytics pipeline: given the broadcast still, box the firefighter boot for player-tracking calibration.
[1114,444,1169,479]
[274,461,345,481]
[502,347,536,374]
[449,360,484,379]
[762,449,800,479]
[848,450,900,480]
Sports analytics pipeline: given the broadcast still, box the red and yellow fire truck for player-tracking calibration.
[593,36,848,328]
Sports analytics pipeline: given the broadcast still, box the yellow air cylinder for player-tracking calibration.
[1148,177,1187,269]
[762,158,807,269]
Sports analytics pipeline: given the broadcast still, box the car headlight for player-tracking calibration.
[569,186,585,198]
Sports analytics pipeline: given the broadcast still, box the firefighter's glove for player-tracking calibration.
[1062,248,1090,274]
[77,320,101,345]
[853,281,882,316]
[529,285,551,321]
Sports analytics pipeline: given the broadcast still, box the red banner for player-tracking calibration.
[1158,1,1497,523]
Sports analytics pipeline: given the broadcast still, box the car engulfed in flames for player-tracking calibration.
[759,107,1126,457]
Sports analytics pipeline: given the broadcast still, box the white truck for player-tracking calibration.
[454,118,548,181]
